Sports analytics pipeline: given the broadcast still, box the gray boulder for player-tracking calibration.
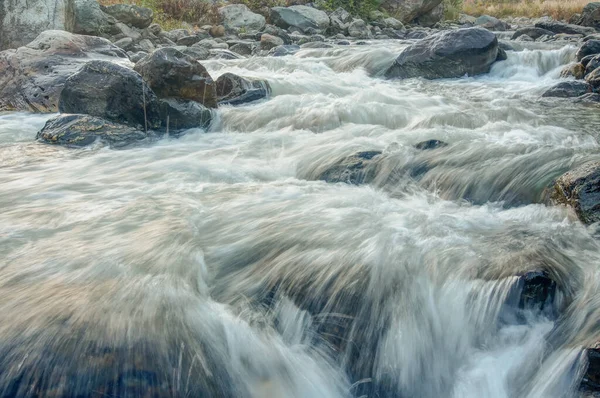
[159,99,212,131]
[216,73,271,106]
[0,0,65,51]
[134,48,217,108]
[577,40,600,61]
[385,28,499,80]
[36,114,153,148]
[577,2,600,30]
[541,81,592,98]
[380,0,442,24]
[101,4,153,29]
[219,4,266,32]
[65,0,120,37]
[535,20,596,36]
[475,15,509,31]
[415,3,444,27]
[551,161,600,224]
[382,17,405,31]
[270,6,330,33]
[348,19,371,39]
[330,7,352,33]
[0,30,128,113]
[59,60,162,129]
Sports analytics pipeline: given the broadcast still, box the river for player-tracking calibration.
[1,40,600,397]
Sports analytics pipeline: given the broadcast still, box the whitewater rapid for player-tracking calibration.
[1,40,600,398]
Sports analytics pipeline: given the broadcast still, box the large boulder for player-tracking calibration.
[415,3,444,27]
[59,60,162,129]
[535,20,596,36]
[216,73,270,106]
[550,161,600,224]
[380,0,442,24]
[541,81,592,98]
[0,0,65,51]
[0,30,128,113]
[36,114,153,148]
[134,48,217,108]
[475,15,509,31]
[219,4,266,32]
[100,4,153,29]
[270,6,330,34]
[159,99,212,131]
[577,2,600,30]
[577,40,600,61]
[65,0,120,37]
[385,28,499,80]
[347,19,371,39]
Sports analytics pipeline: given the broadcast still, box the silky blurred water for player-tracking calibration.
[1,41,600,398]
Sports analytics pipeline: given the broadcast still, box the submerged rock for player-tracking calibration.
[542,81,592,98]
[270,6,330,34]
[551,161,600,224]
[0,30,128,113]
[385,28,499,80]
[159,98,212,131]
[216,73,270,106]
[317,151,383,185]
[36,114,153,148]
[415,139,448,150]
[59,60,162,129]
[134,48,217,108]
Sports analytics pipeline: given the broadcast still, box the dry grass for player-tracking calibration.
[461,0,594,21]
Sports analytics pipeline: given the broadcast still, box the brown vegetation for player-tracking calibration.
[461,0,594,21]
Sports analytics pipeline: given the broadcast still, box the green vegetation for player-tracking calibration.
[443,0,463,21]
[315,0,383,20]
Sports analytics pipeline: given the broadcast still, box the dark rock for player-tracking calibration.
[269,44,301,56]
[551,161,600,224]
[496,47,508,61]
[0,30,128,113]
[499,270,559,325]
[101,4,153,29]
[498,41,515,51]
[318,151,383,185]
[475,15,509,31]
[586,67,600,88]
[573,92,600,103]
[578,40,600,61]
[229,42,254,56]
[159,99,212,131]
[581,54,596,67]
[216,73,270,106]
[36,114,153,148]
[59,60,162,129]
[270,6,330,34]
[560,63,586,79]
[586,55,600,76]
[516,34,534,42]
[180,46,210,61]
[385,28,499,80]
[512,27,555,40]
[177,35,202,46]
[577,2,600,30]
[337,40,351,46]
[535,20,596,36]
[415,139,448,150]
[65,0,119,37]
[542,81,592,98]
[134,48,217,108]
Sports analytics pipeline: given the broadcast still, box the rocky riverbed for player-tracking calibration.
[4,1,600,397]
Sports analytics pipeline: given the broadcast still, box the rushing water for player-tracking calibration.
[2,40,600,397]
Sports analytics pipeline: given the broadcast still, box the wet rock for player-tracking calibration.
[496,48,508,61]
[216,73,270,106]
[101,4,153,29]
[582,344,600,391]
[542,81,592,98]
[512,27,555,41]
[270,6,330,34]
[36,114,153,148]
[180,46,210,61]
[573,92,600,103]
[348,19,371,39]
[59,60,162,129]
[415,139,448,150]
[578,40,600,62]
[269,44,301,57]
[318,151,383,185]
[475,15,509,31]
[586,67,600,89]
[219,4,266,32]
[260,34,284,51]
[586,55,600,76]
[65,0,120,37]
[0,0,65,51]
[500,270,559,324]
[380,0,442,24]
[498,41,515,51]
[561,63,586,79]
[535,20,596,36]
[134,48,217,108]
[159,98,212,131]
[551,161,600,224]
[577,2,600,30]
[229,42,254,56]
[0,30,128,113]
[405,30,428,39]
[385,28,499,80]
